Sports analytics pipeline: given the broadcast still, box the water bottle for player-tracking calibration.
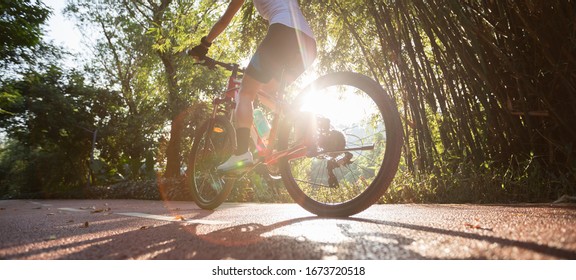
[253,108,271,141]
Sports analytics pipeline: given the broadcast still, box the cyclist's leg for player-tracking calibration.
[218,24,315,172]
[234,74,261,153]
[216,78,282,172]
[256,80,279,111]
[215,74,262,172]
[255,25,316,112]
[238,24,315,127]
[218,26,281,172]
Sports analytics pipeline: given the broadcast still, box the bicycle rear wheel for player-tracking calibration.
[278,72,403,217]
[188,116,236,209]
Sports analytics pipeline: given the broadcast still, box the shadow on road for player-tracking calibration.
[178,215,576,259]
[179,216,429,259]
[3,209,575,259]
[351,217,576,259]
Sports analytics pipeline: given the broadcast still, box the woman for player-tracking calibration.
[189,0,317,172]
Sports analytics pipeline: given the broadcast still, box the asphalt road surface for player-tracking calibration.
[0,200,575,260]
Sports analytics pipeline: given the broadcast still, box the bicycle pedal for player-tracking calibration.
[254,164,282,181]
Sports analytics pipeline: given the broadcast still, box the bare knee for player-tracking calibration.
[235,74,263,128]
[238,74,262,101]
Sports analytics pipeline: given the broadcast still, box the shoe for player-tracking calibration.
[217,151,254,173]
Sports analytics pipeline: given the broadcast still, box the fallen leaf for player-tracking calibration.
[80,221,89,228]
[91,207,111,214]
[139,226,149,230]
[464,222,493,231]
[464,223,476,228]
[45,235,57,241]
[174,215,186,221]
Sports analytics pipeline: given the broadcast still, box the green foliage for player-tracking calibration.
[0,0,50,67]
[0,67,110,196]
[228,174,291,203]
[384,154,576,204]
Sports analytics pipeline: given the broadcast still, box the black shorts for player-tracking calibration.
[246,23,317,83]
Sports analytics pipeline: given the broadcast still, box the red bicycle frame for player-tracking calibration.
[207,58,309,169]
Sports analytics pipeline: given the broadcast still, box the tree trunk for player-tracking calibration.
[158,51,185,178]
[164,114,184,178]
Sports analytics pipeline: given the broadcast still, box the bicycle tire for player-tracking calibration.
[188,116,237,209]
[278,72,403,217]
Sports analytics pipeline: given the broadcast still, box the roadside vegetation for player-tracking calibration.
[1,0,575,203]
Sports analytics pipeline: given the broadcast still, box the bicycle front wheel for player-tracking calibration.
[188,116,236,210]
[278,72,403,217]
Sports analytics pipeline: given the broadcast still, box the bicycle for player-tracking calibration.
[187,55,403,217]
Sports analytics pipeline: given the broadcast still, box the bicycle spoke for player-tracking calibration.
[279,72,402,216]
[189,117,237,209]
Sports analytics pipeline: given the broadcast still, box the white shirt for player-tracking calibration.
[253,0,315,39]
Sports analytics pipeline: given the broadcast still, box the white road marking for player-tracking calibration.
[52,205,229,225]
[117,212,229,225]
[30,201,53,207]
[117,212,180,222]
[58,207,89,212]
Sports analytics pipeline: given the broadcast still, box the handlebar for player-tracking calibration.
[187,51,243,74]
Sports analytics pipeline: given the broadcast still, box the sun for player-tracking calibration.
[299,85,378,127]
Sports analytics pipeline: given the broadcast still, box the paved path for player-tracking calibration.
[1,200,575,260]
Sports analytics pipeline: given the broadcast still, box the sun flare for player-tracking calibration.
[299,86,378,127]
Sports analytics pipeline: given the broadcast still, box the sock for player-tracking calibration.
[235,127,251,155]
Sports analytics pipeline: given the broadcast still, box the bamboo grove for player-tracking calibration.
[307,0,575,202]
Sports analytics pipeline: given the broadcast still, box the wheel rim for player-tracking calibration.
[283,79,389,206]
[192,120,235,205]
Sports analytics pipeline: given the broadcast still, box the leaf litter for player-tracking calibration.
[464,218,493,231]
[91,207,112,214]
[174,215,186,221]
[44,235,57,241]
